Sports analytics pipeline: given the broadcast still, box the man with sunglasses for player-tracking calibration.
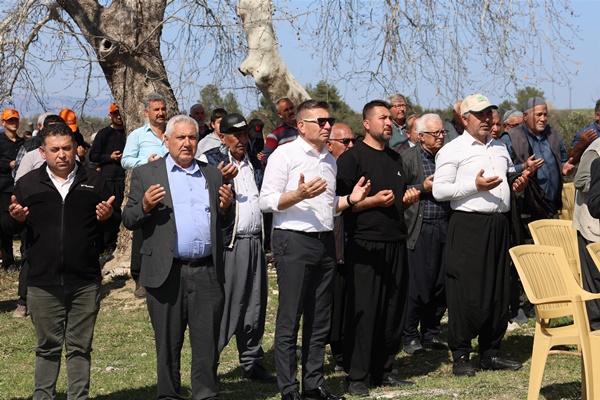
[260,100,370,400]
[433,94,529,377]
[336,100,420,397]
[401,114,450,356]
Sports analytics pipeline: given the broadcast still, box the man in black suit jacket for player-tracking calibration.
[122,114,233,400]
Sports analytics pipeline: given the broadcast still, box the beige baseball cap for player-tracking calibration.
[460,94,497,114]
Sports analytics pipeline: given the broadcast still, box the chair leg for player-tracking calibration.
[528,333,551,400]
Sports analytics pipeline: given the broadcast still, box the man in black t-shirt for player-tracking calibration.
[89,103,126,256]
[336,100,419,397]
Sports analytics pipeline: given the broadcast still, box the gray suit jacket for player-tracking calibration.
[401,145,426,250]
[122,156,233,288]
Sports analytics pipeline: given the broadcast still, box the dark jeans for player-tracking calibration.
[28,282,101,400]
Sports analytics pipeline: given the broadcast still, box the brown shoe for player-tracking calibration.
[13,304,27,318]
[134,281,146,298]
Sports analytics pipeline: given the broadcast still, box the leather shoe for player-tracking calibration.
[453,355,475,376]
[423,336,449,350]
[303,384,345,400]
[479,356,522,371]
[242,364,277,383]
[375,373,414,387]
[404,338,427,355]
[281,390,302,400]
[346,380,369,398]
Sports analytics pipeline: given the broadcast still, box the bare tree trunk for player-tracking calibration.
[57,0,179,277]
[237,0,309,107]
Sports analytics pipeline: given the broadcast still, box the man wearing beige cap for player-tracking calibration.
[433,94,529,377]
[0,108,24,272]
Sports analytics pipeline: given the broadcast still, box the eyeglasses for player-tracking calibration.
[423,130,448,137]
[302,117,336,127]
[329,138,356,146]
[391,103,407,109]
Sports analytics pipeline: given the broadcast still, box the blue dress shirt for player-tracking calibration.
[121,124,168,170]
[165,156,212,259]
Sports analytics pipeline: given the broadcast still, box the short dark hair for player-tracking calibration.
[362,100,390,120]
[210,108,228,123]
[42,114,65,127]
[595,99,600,115]
[39,123,74,147]
[296,100,329,121]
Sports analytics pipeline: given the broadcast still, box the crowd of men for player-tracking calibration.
[2,92,600,400]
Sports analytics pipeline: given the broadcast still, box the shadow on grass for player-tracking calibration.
[219,347,281,399]
[100,275,128,301]
[0,297,18,314]
[10,386,158,400]
[540,381,581,399]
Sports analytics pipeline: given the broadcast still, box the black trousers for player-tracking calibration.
[102,179,124,253]
[344,238,409,384]
[146,260,224,400]
[328,262,346,367]
[445,211,510,361]
[272,229,335,396]
[0,192,15,268]
[403,218,447,342]
[577,233,600,330]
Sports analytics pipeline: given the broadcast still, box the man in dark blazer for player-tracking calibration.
[122,114,234,400]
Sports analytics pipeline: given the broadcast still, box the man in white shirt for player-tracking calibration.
[433,94,528,377]
[204,113,276,383]
[260,100,370,400]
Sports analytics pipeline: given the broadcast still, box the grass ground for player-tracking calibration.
[0,269,584,400]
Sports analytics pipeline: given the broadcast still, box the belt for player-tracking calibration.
[276,229,332,240]
[173,255,212,267]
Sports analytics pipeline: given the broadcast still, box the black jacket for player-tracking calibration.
[0,132,24,192]
[2,162,121,286]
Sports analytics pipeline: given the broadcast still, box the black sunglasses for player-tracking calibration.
[302,117,336,127]
[329,138,356,145]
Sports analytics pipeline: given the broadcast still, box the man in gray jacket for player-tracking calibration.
[122,115,233,400]
[401,113,451,355]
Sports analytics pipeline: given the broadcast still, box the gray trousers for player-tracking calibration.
[28,282,101,400]
[218,235,268,370]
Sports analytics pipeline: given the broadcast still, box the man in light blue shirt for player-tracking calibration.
[121,93,168,170]
[121,92,169,297]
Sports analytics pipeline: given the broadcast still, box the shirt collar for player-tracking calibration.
[297,136,328,157]
[166,154,200,175]
[47,163,79,184]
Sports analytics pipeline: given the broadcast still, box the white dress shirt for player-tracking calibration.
[433,132,515,213]
[259,136,339,232]
[234,156,262,235]
[47,164,79,200]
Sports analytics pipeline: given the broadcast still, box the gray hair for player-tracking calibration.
[165,115,198,138]
[502,109,523,123]
[491,108,500,117]
[415,113,442,134]
[453,101,462,113]
[387,94,406,104]
[37,112,52,127]
[144,92,167,109]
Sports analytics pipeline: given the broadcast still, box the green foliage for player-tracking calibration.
[515,87,546,111]
[550,109,594,147]
[200,84,242,115]
[306,81,363,134]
